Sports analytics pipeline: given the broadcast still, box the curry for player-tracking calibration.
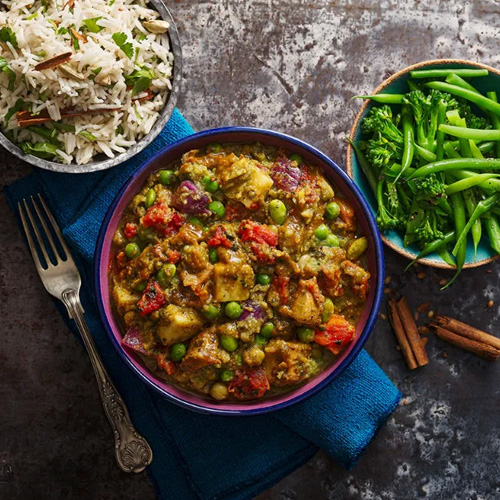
[110,143,370,401]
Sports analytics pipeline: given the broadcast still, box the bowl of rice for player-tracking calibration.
[0,0,181,173]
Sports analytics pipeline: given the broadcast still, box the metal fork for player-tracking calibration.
[18,194,153,473]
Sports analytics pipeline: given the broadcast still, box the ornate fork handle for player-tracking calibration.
[62,289,153,473]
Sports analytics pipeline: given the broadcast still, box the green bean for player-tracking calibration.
[442,187,466,289]
[445,174,500,195]
[469,140,484,159]
[411,68,488,79]
[425,81,500,117]
[479,141,496,154]
[407,80,421,92]
[445,73,481,94]
[405,230,455,271]
[439,124,500,142]
[437,247,456,267]
[484,214,500,255]
[446,111,472,157]
[443,141,462,159]
[413,142,436,162]
[409,158,500,179]
[449,169,500,194]
[395,105,414,182]
[460,188,483,257]
[435,100,448,161]
[351,94,405,104]
[347,138,378,196]
[486,92,500,158]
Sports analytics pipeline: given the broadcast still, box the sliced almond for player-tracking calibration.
[34,52,72,71]
[70,28,88,44]
[59,63,85,80]
[142,19,169,34]
[95,72,112,86]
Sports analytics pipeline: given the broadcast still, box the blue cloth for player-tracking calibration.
[4,109,401,500]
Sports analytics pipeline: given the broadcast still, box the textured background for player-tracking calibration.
[2,0,500,499]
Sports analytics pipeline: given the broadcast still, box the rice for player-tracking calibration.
[0,0,173,165]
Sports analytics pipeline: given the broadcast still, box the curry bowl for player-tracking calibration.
[94,127,385,415]
[347,59,500,269]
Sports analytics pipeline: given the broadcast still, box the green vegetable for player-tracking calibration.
[297,327,315,343]
[171,343,186,362]
[322,298,334,323]
[352,94,405,104]
[445,174,500,195]
[462,188,482,257]
[209,247,219,264]
[203,304,221,320]
[202,175,219,193]
[484,214,500,255]
[208,143,222,153]
[28,125,60,146]
[134,281,147,292]
[78,130,97,142]
[5,98,25,123]
[220,335,238,352]
[347,138,378,196]
[324,234,340,247]
[159,169,175,185]
[410,68,488,79]
[125,66,155,96]
[405,230,456,270]
[0,57,16,91]
[487,91,500,158]
[220,369,234,382]
[19,141,59,159]
[68,27,80,49]
[112,32,134,59]
[435,99,448,161]
[156,263,176,287]
[82,17,104,33]
[396,105,414,182]
[91,67,102,76]
[51,122,76,132]
[325,201,341,219]
[289,153,303,165]
[260,322,274,338]
[268,199,287,225]
[256,273,271,286]
[209,200,225,219]
[255,334,268,346]
[410,158,500,179]
[0,27,18,49]
[225,301,242,319]
[125,242,140,259]
[315,224,329,240]
[145,188,156,208]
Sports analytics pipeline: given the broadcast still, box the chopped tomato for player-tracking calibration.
[167,249,181,263]
[314,314,355,355]
[336,198,356,231]
[275,275,290,305]
[155,354,176,375]
[238,220,278,247]
[124,223,137,239]
[250,242,275,264]
[165,213,185,236]
[116,251,127,269]
[318,265,343,298]
[225,202,248,222]
[227,367,270,400]
[137,279,166,316]
[207,225,233,248]
[141,203,184,236]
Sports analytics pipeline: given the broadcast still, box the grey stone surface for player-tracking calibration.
[1,0,500,499]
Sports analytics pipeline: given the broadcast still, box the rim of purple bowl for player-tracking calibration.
[94,126,385,416]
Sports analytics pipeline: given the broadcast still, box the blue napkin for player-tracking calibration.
[4,109,401,500]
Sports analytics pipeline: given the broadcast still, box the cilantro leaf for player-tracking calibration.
[5,98,25,123]
[78,130,97,142]
[0,27,18,49]
[82,17,103,33]
[125,66,155,96]
[112,32,134,59]
[20,141,59,159]
[0,57,16,91]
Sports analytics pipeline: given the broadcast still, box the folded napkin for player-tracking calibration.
[4,109,401,500]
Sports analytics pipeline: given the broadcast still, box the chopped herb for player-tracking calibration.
[109,0,116,5]
[0,27,18,49]
[116,124,124,136]
[125,66,155,96]
[28,125,61,146]
[69,27,79,49]
[82,17,104,33]
[78,130,97,142]
[41,0,47,13]
[0,57,16,91]
[112,32,134,59]
[50,122,76,132]
[58,26,68,35]
[37,50,47,58]
[26,12,38,20]
[20,141,59,159]
[39,92,47,101]
[132,28,147,41]
[4,98,25,123]
[91,67,102,75]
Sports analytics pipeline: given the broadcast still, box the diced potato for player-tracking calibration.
[282,278,324,326]
[181,328,221,371]
[156,305,204,345]
[213,262,254,302]
[112,286,141,311]
[217,157,273,208]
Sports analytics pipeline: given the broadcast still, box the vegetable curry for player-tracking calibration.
[111,143,370,401]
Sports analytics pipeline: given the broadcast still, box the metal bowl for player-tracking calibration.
[0,0,182,174]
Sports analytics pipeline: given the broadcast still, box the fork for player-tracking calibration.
[18,194,153,473]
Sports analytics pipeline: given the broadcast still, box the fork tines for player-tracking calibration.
[18,194,69,271]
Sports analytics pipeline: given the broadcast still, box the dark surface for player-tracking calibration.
[2,1,500,499]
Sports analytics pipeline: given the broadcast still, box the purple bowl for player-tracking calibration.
[94,127,385,416]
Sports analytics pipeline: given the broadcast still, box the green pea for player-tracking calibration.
[208,143,222,153]
[157,263,176,287]
[325,201,341,219]
[324,234,340,247]
[125,242,140,259]
[159,169,175,185]
[170,343,186,362]
[209,200,226,219]
[260,322,274,338]
[145,188,156,208]
[297,326,315,343]
[289,153,304,165]
[134,281,147,292]
[188,217,203,227]
[315,224,329,240]
[203,304,221,320]
[225,301,242,319]
[255,334,268,346]
[203,175,219,193]
[269,199,287,225]
[220,369,234,382]
[209,247,219,263]
[234,353,243,366]
[322,298,334,323]
[256,273,271,286]
[220,335,239,352]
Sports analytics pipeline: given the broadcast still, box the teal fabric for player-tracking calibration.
[4,109,401,500]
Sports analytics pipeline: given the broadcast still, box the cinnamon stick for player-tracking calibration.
[395,297,429,367]
[387,299,418,370]
[433,326,500,362]
[17,106,121,127]
[431,315,500,350]
[34,52,72,71]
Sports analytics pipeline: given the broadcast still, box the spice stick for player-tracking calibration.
[17,106,121,127]
[433,326,500,362]
[395,297,429,367]
[431,315,500,350]
[34,52,72,71]
[387,299,418,370]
